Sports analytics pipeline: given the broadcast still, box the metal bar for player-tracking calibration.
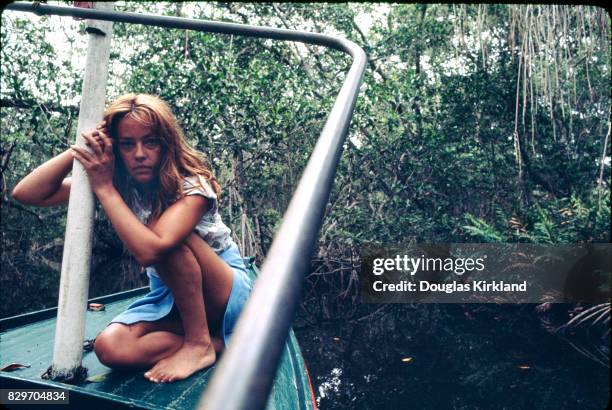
[6,2,355,52]
[4,2,366,409]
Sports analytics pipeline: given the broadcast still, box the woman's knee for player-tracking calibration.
[94,324,137,368]
[155,242,199,275]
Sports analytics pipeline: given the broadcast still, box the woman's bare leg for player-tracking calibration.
[95,320,183,368]
[144,233,234,383]
[95,317,226,370]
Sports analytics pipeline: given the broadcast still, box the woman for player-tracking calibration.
[12,93,252,384]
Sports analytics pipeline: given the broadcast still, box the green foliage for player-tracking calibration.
[462,214,503,242]
[462,190,611,244]
[519,191,611,243]
[1,4,609,317]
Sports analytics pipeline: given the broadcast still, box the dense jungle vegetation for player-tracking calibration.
[0,2,611,408]
[1,0,610,361]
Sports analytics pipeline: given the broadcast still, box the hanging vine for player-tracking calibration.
[452,5,610,189]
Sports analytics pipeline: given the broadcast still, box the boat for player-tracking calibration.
[0,257,317,409]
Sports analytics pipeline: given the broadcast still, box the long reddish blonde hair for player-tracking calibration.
[103,93,220,220]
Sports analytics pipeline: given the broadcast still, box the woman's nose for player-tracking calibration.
[134,143,147,159]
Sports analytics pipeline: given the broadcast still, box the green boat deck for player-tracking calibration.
[0,262,315,409]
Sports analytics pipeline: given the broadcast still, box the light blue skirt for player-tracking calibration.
[110,242,253,345]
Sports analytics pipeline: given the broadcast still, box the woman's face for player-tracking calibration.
[116,116,163,185]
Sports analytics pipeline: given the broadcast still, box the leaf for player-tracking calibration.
[1,363,31,372]
[88,303,106,311]
[86,372,112,383]
[83,339,95,352]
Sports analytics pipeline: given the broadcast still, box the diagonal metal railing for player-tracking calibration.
[5,2,366,409]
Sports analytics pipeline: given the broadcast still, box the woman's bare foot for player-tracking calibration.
[144,341,216,383]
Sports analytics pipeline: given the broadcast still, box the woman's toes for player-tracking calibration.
[144,370,161,383]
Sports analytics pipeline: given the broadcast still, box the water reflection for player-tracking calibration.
[318,368,343,407]
[295,303,610,409]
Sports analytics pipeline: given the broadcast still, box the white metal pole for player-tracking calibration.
[49,2,114,381]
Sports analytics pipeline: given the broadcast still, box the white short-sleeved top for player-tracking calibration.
[131,175,233,254]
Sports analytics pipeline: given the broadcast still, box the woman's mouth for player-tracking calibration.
[133,166,152,173]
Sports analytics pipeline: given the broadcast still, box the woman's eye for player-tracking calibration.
[144,139,161,148]
[119,141,135,149]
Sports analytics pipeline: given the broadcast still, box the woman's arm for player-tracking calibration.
[12,149,73,207]
[96,187,209,266]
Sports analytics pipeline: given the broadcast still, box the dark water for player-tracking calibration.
[294,303,610,409]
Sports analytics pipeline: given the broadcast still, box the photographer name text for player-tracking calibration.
[372,280,527,293]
